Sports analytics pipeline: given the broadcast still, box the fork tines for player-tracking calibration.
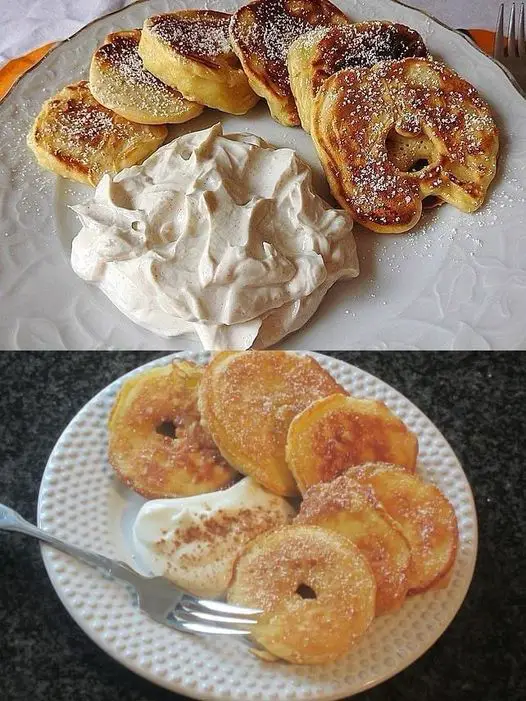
[170,595,262,637]
[495,3,526,59]
[182,596,262,617]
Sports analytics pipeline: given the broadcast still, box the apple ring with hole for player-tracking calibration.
[296,475,411,615]
[311,57,499,233]
[286,393,418,493]
[228,525,376,664]
[108,360,237,499]
[348,462,459,593]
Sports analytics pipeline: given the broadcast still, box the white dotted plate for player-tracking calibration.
[38,352,477,700]
[1,0,526,350]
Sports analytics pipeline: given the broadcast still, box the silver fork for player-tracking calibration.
[493,3,526,91]
[0,504,261,639]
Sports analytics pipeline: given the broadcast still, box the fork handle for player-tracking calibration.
[0,503,140,585]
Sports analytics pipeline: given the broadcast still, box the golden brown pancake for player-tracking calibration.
[229,0,349,126]
[198,352,347,496]
[287,22,441,208]
[296,475,412,615]
[286,393,418,493]
[139,10,258,114]
[27,81,167,185]
[348,463,459,593]
[228,525,376,664]
[311,58,499,233]
[108,360,237,499]
[89,29,204,124]
[288,21,428,132]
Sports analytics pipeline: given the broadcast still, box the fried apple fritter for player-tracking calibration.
[311,58,499,233]
[139,10,258,114]
[228,525,376,664]
[27,81,167,185]
[90,29,204,124]
[108,360,237,498]
[288,21,427,132]
[348,462,459,592]
[198,352,347,496]
[230,0,349,126]
[297,475,412,614]
[286,393,418,493]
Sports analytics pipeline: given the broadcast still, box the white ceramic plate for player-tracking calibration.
[2,0,525,351]
[37,351,477,701]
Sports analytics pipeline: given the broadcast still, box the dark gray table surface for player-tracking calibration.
[0,352,524,701]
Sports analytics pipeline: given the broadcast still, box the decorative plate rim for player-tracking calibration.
[36,351,478,701]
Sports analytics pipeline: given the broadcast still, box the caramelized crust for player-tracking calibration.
[139,11,259,114]
[90,29,204,124]
[348,463,459,593]
[228,525,376,663]
[27,81,167,185]
[288,21,427,131]
[297,475,412,615]
[146,11,233,69]
[230,0,349,126]
[311,22,427,89]
[198,352,347,496]
[95,30,164,73]
[312,58,499,233]
[108,360,237,498]
[286,393,418,493]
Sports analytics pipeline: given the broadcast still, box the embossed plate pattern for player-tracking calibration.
[37,352,477,700]
[1,0,526,349]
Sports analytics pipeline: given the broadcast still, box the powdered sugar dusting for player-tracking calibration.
[232,0,348,90]
[149,11,232,60]
[94,31,189,116]
[313,21,427,83]
[40,83,134,164]
[30,81,165,188]
[316,58,498,230]
[98,32,176,93]
[60,103,119,148]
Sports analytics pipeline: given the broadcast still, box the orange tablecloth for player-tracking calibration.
[0,29,496,102]
[0,43,57,100]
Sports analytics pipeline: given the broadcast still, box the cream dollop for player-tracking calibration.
[71,123,358,349]
[132,477,295,598]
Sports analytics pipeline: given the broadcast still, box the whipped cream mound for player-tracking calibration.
[71,123,358,349]
[133,477,295,598]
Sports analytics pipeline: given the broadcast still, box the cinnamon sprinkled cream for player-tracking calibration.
[133,477,295,597]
